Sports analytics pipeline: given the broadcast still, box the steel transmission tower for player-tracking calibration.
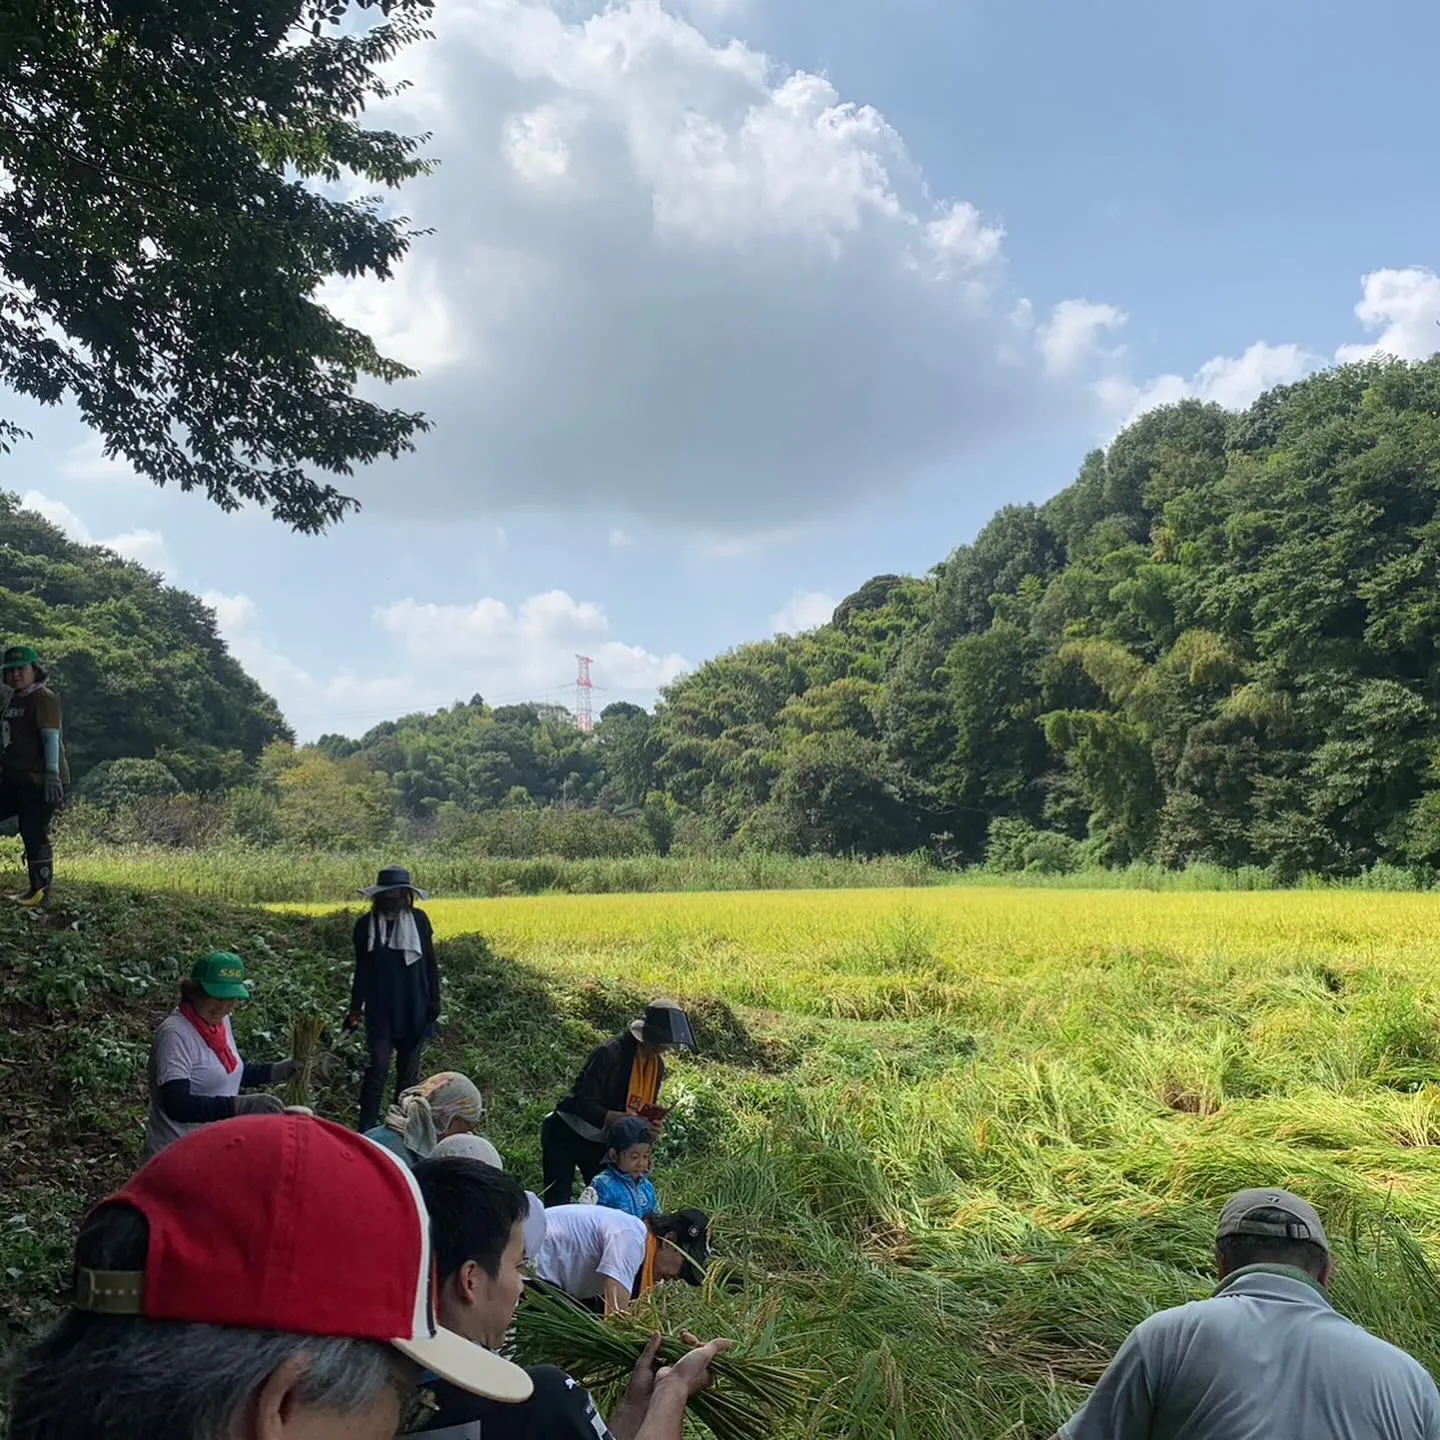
[574,654,594,732]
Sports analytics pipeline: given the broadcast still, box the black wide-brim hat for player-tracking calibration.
[629,1001,696,1051]
[359,864,429,900]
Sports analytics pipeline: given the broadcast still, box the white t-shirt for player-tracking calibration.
[537,1205,647,1301]
[144,1011,243,1158]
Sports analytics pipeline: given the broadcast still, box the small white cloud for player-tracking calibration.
[201,590,259,635]
[58,438,143,485]
[1098,340,1320,430]
[771,589,836,635]
[609,527,634,549]
[203,589,419,738]
[376,589,689,693]
[105,528,172,577]
[21,490,91,541]
[19,490,170,574]
[1335,267,1440,364]
[1039,298,1128,375]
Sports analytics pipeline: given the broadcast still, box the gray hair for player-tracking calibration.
[6,1207,398,1440]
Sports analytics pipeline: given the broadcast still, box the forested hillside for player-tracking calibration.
[628,357,1440,877]
[0,494,290,789]
[20,357,1440,880]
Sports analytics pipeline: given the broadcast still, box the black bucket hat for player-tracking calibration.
[629,1001,696,1051]
[655,1208,710,1285]
[359,865,429,900]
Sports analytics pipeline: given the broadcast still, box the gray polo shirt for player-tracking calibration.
[1060,1266,1440,1440]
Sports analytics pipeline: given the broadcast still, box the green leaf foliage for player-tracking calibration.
[0,491,291,786]
[642,359,1440,875]
[0,0,435,530]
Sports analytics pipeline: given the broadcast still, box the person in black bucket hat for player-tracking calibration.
[343,865,441,1130]
[540,999,697,1207]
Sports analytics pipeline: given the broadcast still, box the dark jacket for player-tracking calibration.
[349,908,439,1044]
[420,1365,614,1440]
[554,1031,665,1144]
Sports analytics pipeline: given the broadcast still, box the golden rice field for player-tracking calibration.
[133,885,1440,1432]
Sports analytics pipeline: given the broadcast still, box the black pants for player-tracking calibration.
[540,1112,607,1207]
[359,1030,423,1131]
[0,775,54,893]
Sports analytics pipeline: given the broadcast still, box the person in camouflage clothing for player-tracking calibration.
[1,644,68,907]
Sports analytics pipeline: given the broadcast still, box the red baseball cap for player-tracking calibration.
[72,1115,532,1403]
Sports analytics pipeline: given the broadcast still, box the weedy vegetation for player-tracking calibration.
[7,880,1440,1437]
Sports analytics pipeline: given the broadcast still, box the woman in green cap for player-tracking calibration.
[0,643,67,908]
[143,951,297,1158]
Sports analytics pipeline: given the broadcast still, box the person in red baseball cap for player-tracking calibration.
[6,1115,534,1440]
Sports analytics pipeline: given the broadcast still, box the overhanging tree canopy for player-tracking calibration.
[0,0,434,531]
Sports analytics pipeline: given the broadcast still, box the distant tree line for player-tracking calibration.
[19,355,1440,877]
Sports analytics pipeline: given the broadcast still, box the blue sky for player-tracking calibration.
[9,0,1440,739]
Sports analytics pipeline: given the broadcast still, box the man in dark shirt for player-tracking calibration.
[412,1155,727,1440]
[0,644,67,907]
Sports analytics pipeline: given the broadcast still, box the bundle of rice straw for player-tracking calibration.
[282,1012,326,1110]
[511,1284,814,1440]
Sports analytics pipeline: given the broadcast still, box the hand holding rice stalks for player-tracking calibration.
[512,1284,815,1440]
[282,1012,328,1110]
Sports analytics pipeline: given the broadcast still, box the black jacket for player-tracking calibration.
[348,908,439,1043]
[554,1031,665,1142]
[420,1365,613,1440]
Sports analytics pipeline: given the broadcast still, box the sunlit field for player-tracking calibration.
[254,887,1440,1435]
[12,881,1440,1437]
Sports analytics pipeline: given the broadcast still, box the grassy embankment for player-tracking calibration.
[22,837,1439,901]
[8,882,1440,1437]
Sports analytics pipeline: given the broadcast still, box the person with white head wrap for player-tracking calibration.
[362,1070,482,1167]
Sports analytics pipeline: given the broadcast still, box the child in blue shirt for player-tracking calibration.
[590,1116,658,1219]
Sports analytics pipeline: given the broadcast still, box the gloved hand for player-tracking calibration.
[43,772,63,806]
[233,1093,286,1117]
[342,1011,362,1034]
[270,1059,298,1083]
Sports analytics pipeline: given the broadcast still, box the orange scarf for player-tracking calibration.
[637,1231,659,1298]
[626,1046,661,1115]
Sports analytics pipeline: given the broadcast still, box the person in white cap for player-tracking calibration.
[412,1155,729,1440]
[6,1114,533,1440]
[1056,1187,1440,1440]
[434,1133,505,1169]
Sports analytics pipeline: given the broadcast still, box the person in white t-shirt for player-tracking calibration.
[536,1204,710,1315]
[143,951,296,1159]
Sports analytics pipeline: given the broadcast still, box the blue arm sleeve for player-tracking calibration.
[591,1170,624,1208]
[41,729,60,773]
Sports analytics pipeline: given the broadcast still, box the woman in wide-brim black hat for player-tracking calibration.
[540,1000,697,1207]
[343,865,440,1130]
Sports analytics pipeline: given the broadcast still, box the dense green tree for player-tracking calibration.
[0,493,290,785]
[0,0,433,530]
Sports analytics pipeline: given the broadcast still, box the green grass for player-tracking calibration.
[36,842,939,901]
[8,877,1440,1436]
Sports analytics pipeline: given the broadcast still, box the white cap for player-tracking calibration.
[433,1133,504,1169]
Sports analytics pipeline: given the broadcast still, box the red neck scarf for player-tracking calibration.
[180,1002,238,1074]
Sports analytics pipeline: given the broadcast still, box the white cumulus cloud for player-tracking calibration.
[1039,299,1128,375]
[1095,341,1322,431]
[327,0,1047,528]
[20,489,173,577]
[377,589,690,693]
[1335,267,1440,364]
[771,589,836,635]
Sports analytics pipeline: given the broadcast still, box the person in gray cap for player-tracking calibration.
[1055,1187,1440,1440]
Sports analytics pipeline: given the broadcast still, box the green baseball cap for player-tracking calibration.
[191,951,252,1000]
[1,645,39,671]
